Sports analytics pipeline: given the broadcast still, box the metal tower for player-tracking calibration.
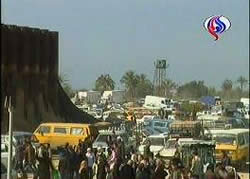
[153,59,168,96]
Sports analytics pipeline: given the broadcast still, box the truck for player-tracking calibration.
[102,90,126,104]
[240,98,249,107]
[143,95,171,110]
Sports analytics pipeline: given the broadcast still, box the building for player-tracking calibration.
[77,91,101,104]
[102,90,126,104]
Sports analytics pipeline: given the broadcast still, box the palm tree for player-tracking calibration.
[95,74,115,93]
[120,70,139,100]
[236,76,248,92]
[162,79,177,97]
[136,74,153,98]
[222,79,233,92]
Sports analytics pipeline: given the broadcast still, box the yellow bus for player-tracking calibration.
[33,123,98,149]
[209,128,249,167]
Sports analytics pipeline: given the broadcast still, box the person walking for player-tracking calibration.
[36,148,54,179]
[135,163,145,179]
[190,151,202,178]
[79,160,89,179]
[86,147,95,179]
[58,150,69,179]
[152,159,167,179]
[95,148,107,179]
[166,158,182,179]
[119,160,135,179]
[221,151,231,168]
[74,146,83,179]
[46,144,52,161]
[140,159,152,179]
[23,139,37,173]
[67,146,76,179]
[131,154,138,175]
[14,141,25,173]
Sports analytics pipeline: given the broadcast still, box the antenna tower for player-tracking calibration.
[153,58,168,96]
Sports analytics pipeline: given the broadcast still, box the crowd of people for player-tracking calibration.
[13,136,240,179]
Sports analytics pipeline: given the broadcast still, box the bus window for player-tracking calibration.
[71,128,84,135]
[39,126,51,134]
[54,127,69,134]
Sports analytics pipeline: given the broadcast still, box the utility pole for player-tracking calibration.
[5,96,14,179]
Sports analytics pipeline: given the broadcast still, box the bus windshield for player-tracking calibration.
[213,134,237,145]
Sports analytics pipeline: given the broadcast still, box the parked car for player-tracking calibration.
[1,153,17,179]
[138,134,168,156]
[1,131,40,157]
[92,129,135,157]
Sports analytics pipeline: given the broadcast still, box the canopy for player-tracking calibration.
[200,96,216,106]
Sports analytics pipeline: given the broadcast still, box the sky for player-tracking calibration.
[2,0,249,90]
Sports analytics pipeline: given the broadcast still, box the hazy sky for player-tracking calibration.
[3,0,249,90]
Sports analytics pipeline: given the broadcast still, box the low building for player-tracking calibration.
[102,90,126,104]
[77,90,101,104]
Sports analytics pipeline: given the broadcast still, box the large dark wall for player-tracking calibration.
[1,24,96,133]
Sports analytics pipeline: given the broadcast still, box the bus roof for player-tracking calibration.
[39,122,93,127]
[209,128,249,135]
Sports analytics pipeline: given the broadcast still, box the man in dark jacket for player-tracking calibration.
[14,141,25,172]
[152,159,167,179]
[23,140,36,173]
[68,146,76,179]
[119,160,135,179]
[221,151,231,167]
[96,148,107,179]
[37,149,54,179]
[58,151,69,179]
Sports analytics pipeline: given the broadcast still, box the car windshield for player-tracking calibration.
[213,134,237,145]
[149,138,165,146]
[96,135,111,143]
[166,140,177,148]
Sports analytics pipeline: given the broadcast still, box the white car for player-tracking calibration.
[138,134,168,156]
[92,130,135,157]
[1,153,17,179]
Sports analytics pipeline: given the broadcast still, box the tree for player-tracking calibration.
[120,71,139,100]
[95,74,115,93]
[136,74,153,98]
[177,80,209,99]
[207,87,217,96]
[180,102,204,120]
[236,76,248,92]
[222,79,233,92]
[162,79,178,97]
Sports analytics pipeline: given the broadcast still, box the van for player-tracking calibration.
[209,129,249,168]
[33,123,99,149]
[143,95,171,110]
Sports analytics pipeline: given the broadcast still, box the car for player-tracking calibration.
[2,131,40,154]
[138,134,168,156]
[92,129,135,157]
[1,153,17,179]
[2,131,39,146]
[144,119,173,135]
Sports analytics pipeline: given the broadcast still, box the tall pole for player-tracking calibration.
[5,96,13,179]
